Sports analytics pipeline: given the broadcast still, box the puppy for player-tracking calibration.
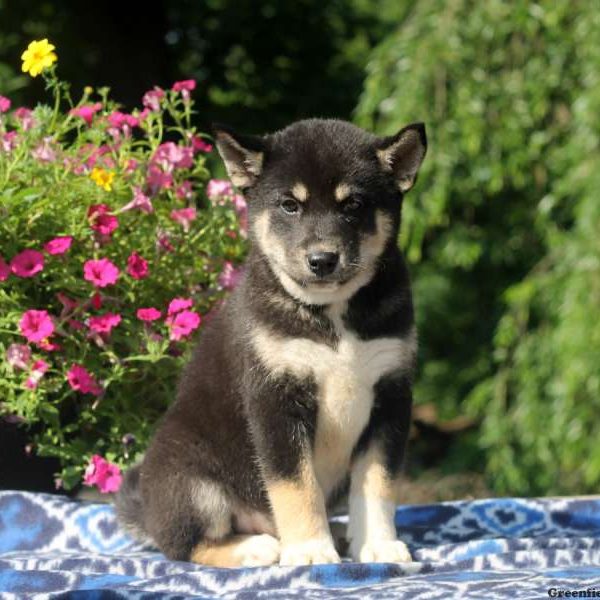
[115,118,427,567]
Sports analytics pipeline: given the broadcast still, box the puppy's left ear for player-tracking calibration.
[376,123,427,192]
[212,123,266,189]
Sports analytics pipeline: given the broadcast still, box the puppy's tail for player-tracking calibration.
[114,463,148,542]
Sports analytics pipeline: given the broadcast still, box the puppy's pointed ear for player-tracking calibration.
[376,123,427,192]
[212,123,266,189]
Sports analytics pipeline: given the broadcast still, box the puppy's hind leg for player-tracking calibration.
[143,474,228,562]
[188,478,280,568]
[146,474,279,568]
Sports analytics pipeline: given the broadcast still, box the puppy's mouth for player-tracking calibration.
[306,279,345,287]
[292,274,352,288]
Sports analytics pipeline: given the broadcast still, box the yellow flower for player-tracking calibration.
[90,168,115,191]
[21,39,58,77]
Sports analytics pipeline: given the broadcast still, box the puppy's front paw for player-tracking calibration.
[280,538,341,566]
[234,534,281,567]
[351,539,412,563]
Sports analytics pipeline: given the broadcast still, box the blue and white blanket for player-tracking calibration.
[1,491,599,598]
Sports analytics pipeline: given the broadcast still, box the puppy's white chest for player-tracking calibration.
[251,308,416,498]
[310,323,412,497]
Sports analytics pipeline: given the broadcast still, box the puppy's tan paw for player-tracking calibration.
[234,534,281,567]
[279,538,341,566]
[351,539,412,563]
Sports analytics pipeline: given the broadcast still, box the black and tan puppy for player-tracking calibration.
[116,118,427,567]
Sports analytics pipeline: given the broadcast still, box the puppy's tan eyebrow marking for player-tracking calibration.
[334,182,352,203]
[291,182,309,202]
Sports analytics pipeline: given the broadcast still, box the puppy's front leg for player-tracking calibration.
[267,461,340,565]
[247,374,340,566]
[347,443,411,563]
[348,376,413,563]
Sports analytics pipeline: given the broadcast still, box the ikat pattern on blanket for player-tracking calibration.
[0,491,599,598]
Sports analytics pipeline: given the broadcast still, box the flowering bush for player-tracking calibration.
[0,40,247,492]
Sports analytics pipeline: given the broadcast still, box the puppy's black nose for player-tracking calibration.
[307,252,339,277]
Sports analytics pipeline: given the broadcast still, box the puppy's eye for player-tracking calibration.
[280,198,300,215]
[343,196,363,212]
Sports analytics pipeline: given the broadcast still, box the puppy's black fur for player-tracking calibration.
[116,118,427,567]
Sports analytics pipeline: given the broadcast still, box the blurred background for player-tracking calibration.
[1,0,599,500]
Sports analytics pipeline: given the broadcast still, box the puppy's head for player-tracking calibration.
[214,119,426,305]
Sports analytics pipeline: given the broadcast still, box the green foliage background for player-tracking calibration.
[1,0,599,496]
[0,0,404,132]
[356,0,600,495]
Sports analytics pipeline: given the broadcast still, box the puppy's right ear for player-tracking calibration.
[212,124,266,189]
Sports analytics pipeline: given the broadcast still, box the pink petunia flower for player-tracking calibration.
[6,344,32,370]
[107,110,138,130]
[142,87,164,112]
[172,79,196,92]
[106,112,138,142]
[20,310,55,343]
[170,207,197,232]
[127,252,149,280]
[119,187,153,213]
[218,261,244,290]
[232,194,247,215]
[44,236,73,255]
[167,297,193,316]
[81,143,111,170]
[13,107,34,130]
[31,137,57,162]
[91,292,103,310]
[88,204,118,236]
[1,131,18,153]
[175,180,193,200]
[146,164,173,192]
[25,360,49,390]
[157,231,175,253]
[206,179,233,200]
[83,454,122,494]
[135,107,150,123]
[0,96,10,113]
[232,194,248,236]
[11,249,44,278]
[67,364,103,396]
[137,307,161,321]
[153,142,193,170]
[0,256,10,281]
[70,103,102,125]
[83,258,120,288]
[167,309,201,341]
[172,79,196,102]
[87,313,121,335]
[190,135,213,154]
